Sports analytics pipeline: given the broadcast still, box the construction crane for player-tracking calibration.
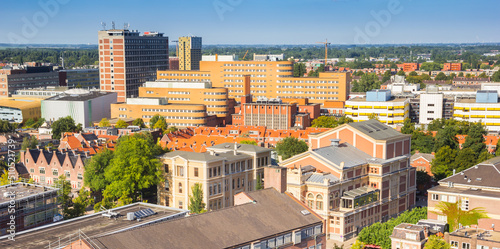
[316,39,331,67]
[242,50,249,60]
[172,40,179,57]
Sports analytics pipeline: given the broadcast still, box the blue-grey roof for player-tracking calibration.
[313,143,371,169]
[348,119,409,141]
[305,173,339,184]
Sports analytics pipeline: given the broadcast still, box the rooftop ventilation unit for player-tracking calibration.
[300,210,311,216]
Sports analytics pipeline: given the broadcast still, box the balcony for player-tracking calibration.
[340,186,380,211]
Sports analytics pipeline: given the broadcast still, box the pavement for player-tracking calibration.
[327,236,358,249]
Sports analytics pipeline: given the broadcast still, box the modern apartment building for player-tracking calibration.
[419,92,444,125]
[279,120,416,241]
[0,97,42,123]
[402,63,419,72]
[178,36,202,70]
[345,90,410,126]
[41,89,117,126]
[0,183,59,236]
[390,223,429,249]
[98,29,169,102]
[453,90,500,132]
[427,157,500,231]
[111,97,216,127]
[157,143,272,211]
[157,61,351,104]
[0,67,59,97]
[138,80,232,125]
[58,69,99,89]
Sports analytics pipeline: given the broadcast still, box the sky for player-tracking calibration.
[1,0,499,45]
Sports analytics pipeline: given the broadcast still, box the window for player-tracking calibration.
[440,195,447,202]
[77,173,83,180]
[477,246,489,249]
[448,195,457,203]
[178,183,182,193]
[450,241,458,248]
[461,242,470,249]
[194,168,199,177]
[461,197,469,211]
[431,194,439,201]
[179,201,183,209]
[39,167,45,174]
[307,193,314,208]
[52,169,58,176]
[177,166,184,177]
[65,171,70,178]
[316,194,323,210]
[30,168,34,173]
[405,233,417,240]
[437,215,447,221]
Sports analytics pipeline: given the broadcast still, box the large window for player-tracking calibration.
[177,166,184,177]
[461,242,470,249]
[316,195,323,210]
[431,194,439,201]
[194,168,199,177]
[178,183,182,193]
[307,193,314,208]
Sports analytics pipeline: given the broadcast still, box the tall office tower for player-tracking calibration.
[178,36,202,70]
[98,29,169,102]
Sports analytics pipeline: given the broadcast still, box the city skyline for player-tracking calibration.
[2,0,500,45]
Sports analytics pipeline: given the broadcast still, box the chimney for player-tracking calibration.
[330,139,341,147]
[234,142,238,155]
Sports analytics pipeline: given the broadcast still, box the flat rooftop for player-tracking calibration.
[451,228,500,242]
[0,202,187,249]
[347,97,407,103]
[0,183,58,204]
[45,90,116,102]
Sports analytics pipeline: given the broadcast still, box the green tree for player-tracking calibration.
[351,73,383,92]
[239,140,257,146]
[149,114,162,128]
[188,183,207,214]
[99,118,111,127]
[480,64,491,70]
[65,188,93,219]
[102,133,163,206]
[115,119,129,128]
[424,235,450,249]
[477,151,494,164]
[54,175,73,218]
[256,174,264,190]
[408,71,418,77]
[401,118,415,135]
[21,136,38,150]
[166,126,178,133]
[132,118,146,128]
[420,62,443,71]
[492,70,500,82]
[84,149,114,200]
[396,70,406,76]
[52,116,78,140]
[462,122,487,157]
[351,240,365,249]
[433,126,459,151]
[0,169,12,185]
[381,70,392,83]
[275,137,308,161]
[454,148,477,173]
[458,72,464,77]
[153,118,168,132]
[368,113,379,120]
[293,62,306,77]
[311,116,353,128]
[496,138,500,155]
[432,200,489,231]
[431,146,458,181]
[435,72,447,81]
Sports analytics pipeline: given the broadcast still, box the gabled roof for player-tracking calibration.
[305,172,339,184]
[92,189,322,249]
[347,119,409,141]
[208,143,271,153]
[410,152,435,162]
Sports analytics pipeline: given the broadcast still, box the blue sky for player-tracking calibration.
[1,0,499,45]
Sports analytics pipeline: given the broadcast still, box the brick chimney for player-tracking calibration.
[263,165,287,193]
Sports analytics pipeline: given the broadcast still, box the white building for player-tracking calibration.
[202,54,238,61]
[419,93,444,125]
[454,90,500,132]
[345,90,410,126]
[41,89,117,127]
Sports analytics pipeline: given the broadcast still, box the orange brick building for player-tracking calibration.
[403,63,419,72]
[98,29,169,102]
[157,61,351,104]
[443,63,462,71]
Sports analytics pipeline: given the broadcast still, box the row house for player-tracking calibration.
[278,119,416,241]
[59,132,117,155]
[20,148,89,189]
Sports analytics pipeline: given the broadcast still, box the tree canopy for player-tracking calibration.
[115,119,129,128]
[52,116,78,140]
[132,118,146,128]
[275,137,308,161]
[239,140,257,146]
[311,116,353,128]
[351,73,382,92]
[425,235,450,249]
[188,183,207,214]
[432,200,489,231]
[98,118,111,128]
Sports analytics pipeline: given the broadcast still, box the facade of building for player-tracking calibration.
[390,223,429,249]
[157,61,351,104]
[453,90,500,132]
[58,69,99,89]
[111,97,216,127]
[98,29,169,102]
[157,143,272,211]
[345,90,410,126]
[443,63,462,71]
[169,57,179,70]
[0,183,59,236]
[253,53,285,61]
[453,77,490,87]
[13,86,67,99]
[0,68,59,97]
[87,189,326,249]
[419,93,444,125]
[279,120,416,241]
[178,36,202,71]
[0,97,42,123]
[42,89,117,126]
[410,152,435,176]
[20,148,89,188]
[137,80,232,125]
[403,63,419,72]
[202,54,238,61]
[445,227,500,249]
[427,157,500,230]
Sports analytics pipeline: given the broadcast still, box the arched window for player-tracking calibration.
[178,183,182,193]
[307,193,314,208]
[316,194,323,210]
